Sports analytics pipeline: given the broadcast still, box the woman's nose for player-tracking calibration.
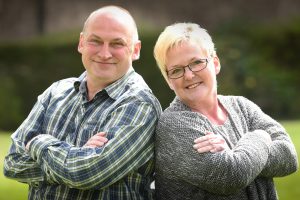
[183,66,195,80]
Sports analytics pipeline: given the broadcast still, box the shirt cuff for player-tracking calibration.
[28,134,60,161]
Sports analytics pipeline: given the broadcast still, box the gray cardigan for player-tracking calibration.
[155,95,298,200]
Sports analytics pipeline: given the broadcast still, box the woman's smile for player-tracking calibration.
[186,81,203,89]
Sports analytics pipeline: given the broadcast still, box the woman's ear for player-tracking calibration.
[213,56,221,75]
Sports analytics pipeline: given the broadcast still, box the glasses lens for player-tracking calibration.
[168,68,184,79]
[167,58,209,79]
[190,60,207,72]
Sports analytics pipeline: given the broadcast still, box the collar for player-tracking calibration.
[73,67,135,100]
[105,67,135,100]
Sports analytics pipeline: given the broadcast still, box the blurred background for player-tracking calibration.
[0,0,299,199]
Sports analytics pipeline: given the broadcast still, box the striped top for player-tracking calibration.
[4,68,162,200]
[155,95,298,200]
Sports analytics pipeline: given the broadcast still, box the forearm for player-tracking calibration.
[180,131,271,194]
[4,140,44,183]
[260,139,298,177]
[27,124,155,189]
[156,119,272,195]
[244,96,298,177]
[4,85,54,183]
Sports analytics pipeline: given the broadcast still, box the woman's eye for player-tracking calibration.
[193,60,204,65]
[171,68,183,75]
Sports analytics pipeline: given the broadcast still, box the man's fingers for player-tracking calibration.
[94,135,108,143]
[96,132,107,136]
[84,132,108,147]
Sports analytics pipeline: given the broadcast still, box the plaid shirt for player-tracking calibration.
[4,68,162,200]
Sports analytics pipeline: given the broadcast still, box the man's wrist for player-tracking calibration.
[25,137,36,151]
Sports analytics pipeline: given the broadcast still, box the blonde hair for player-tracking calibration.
[153,22,216,81]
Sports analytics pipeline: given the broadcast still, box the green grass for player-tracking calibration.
[0,120,299,199]
[0,133,28,200]
[274,120,300,199]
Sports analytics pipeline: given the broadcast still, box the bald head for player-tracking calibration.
[82,6,139,42]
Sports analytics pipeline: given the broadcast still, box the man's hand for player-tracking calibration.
[193,132,229,153]
[84,132,108,148]
[25,139,34,151]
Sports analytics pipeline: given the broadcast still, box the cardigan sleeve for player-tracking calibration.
[238,96,298,177]
[155,110,272,195]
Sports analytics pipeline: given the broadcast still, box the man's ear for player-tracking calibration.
[78,33,84,54]
[132,40,141,61]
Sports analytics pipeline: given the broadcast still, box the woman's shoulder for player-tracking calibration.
[218,95,256,109]
[158,97,207,133]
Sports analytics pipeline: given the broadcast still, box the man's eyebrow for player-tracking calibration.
[111,38,127,43]
[88,34,127,43]
[89,34,102,39]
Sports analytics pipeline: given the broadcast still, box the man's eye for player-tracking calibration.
[88,39,101,45]
[111,42,125,48]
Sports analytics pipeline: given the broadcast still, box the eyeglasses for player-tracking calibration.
[166,58,210,79]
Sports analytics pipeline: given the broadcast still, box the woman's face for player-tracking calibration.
[165,41,221,106]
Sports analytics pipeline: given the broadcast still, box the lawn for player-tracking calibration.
[0,120,299,200]
[0,132,28,200]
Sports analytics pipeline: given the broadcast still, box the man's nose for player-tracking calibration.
[97,44,112,59]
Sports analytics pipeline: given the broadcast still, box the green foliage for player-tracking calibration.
[0,42,83,130]
[215,18,300,119]
[135,32,175,109]
[0,19,300,130]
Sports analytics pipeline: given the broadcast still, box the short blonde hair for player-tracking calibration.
[153,22,216,81]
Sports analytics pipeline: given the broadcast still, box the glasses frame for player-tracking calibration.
[166,58,211,79]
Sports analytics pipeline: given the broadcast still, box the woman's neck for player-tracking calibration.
[189,96,227,125]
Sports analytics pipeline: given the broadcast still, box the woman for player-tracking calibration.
[153,22,298,200]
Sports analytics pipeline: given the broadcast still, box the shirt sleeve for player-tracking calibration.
[27,101,159,190]
[240,96,298,177]
[155,110,272,196]
[3,83,56,184]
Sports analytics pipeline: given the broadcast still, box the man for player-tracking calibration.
[4,5,162,200]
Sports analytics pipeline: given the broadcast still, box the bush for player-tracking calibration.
[0,19,300,130]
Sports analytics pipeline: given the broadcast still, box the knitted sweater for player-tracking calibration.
[155,95,298,200]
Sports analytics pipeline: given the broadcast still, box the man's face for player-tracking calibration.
[78,13,140,88]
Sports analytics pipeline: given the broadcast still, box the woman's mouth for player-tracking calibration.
[186,82,202,89]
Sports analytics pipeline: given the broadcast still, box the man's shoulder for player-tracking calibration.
[121,72,162,113]
[46,77,79,96]
[122,72,157,100]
